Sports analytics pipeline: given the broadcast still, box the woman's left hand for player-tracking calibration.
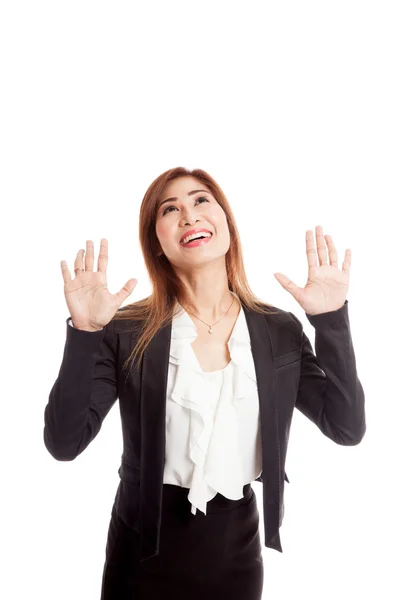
[274,225,351,316]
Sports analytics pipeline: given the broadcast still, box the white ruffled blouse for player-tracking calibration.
[163,296,263,516]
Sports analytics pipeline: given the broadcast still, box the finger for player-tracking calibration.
[342,248,352,273]
[97,238,108,273]
[60,260,72,283]
[306,229,318,269]
[325,234,338,267]
[315,225,328,265]
[274,272,302,301]
[113,279,137,307]
[74,248,85,274]
[85,240,94,272]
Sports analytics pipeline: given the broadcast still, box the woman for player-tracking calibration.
[44,167,366,599]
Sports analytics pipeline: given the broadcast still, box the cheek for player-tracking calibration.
[156,221,170,242]
[213,205,228,222]
[213,210,229,232]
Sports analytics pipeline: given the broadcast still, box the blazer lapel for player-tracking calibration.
[242,307,283,546]
[139,319,172,561]
[138,305,281,561]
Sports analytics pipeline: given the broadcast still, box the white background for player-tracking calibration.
[1,1,399,598]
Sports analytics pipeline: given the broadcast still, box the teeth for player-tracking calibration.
[181,232,212,245]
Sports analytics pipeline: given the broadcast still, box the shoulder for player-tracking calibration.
[254,303,304,352]
[110,304,144,336]
[254,301,303,333]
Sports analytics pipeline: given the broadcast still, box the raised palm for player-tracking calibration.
[61,239,137,330]
[274,225,351,315]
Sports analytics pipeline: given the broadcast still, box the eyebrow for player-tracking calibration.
[158,189,211,211]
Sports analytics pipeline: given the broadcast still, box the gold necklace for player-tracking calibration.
[183,292,235,334]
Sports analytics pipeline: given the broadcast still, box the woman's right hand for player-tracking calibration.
[61,239,138,331]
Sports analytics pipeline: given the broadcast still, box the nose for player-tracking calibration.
[180,210,200,226]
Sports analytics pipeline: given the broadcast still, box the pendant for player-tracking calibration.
[209,327,213,334]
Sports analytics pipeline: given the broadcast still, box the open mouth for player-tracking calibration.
[180,233,213,247]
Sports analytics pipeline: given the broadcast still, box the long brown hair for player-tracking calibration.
[112,166,279,381]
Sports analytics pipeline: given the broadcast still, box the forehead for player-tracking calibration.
[161,176,211,198]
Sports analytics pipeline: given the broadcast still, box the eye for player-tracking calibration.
[162,195,210,216]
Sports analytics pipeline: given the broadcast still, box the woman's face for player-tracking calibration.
[154,176,231,269]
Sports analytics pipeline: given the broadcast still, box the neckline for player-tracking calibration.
[176,293,241,333]
[188,302,242,374]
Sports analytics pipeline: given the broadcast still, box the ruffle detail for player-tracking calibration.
[169,297,258,515]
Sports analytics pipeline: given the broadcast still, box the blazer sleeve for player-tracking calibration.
[43,317,118,461]
[289,299,366,446]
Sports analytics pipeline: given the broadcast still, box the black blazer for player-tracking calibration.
[43,298,366,563]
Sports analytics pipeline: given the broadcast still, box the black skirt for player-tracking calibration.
[100,482,264,599]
